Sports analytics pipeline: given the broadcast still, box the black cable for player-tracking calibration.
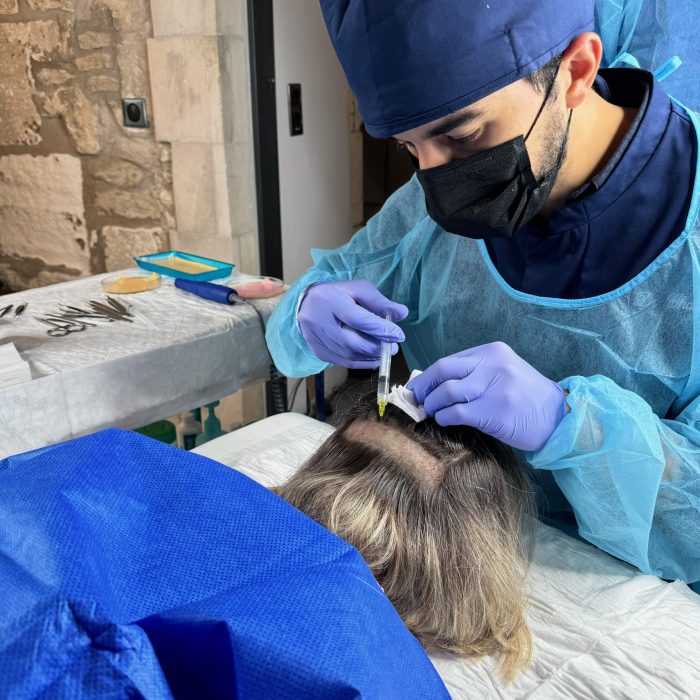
[288,377,305,411]
[305,382,312,417]
[268,363,289,414]
[242,299,288,414]
[243,298,267,337]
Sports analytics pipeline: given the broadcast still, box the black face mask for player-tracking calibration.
[414,80,572,239]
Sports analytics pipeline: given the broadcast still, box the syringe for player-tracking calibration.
[377,310,392,417]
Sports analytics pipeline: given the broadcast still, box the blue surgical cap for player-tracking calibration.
[319,0,596,137]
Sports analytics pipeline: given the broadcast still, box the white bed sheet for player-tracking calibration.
[194,414,700,699]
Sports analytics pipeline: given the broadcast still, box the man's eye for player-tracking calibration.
[396,141,417,154]
[448,129,482,145]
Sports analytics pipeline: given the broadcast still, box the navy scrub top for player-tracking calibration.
[486,68,697,299]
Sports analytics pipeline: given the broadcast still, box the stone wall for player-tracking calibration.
[0,0,173,290]
[147,0,259,276]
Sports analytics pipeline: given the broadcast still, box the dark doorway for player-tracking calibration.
[247,0,283,280]
[362,125,415,224]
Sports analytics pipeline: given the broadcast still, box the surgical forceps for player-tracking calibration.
[35,295,133,337]
[58,297,134,323]
[0,303,27,319]
[37,316,94,337]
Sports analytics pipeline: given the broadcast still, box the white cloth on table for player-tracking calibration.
[0,343,31,390]
[0,272,278,459]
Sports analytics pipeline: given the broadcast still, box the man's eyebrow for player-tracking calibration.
[424,108,484,139]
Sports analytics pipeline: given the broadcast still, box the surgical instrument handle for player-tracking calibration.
[174,278,241,305]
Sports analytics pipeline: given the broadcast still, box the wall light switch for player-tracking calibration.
[288,84,303,136]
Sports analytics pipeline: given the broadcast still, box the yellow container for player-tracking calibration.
[101,271,161,294]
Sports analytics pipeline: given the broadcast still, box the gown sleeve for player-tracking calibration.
[266,176,429,378]
[529,374,700,585]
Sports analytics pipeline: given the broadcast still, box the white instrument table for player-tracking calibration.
[0,272,279,459]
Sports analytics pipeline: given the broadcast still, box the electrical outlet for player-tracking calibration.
[122,98,149,128]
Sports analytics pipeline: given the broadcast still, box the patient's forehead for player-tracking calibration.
[343,419,445,485]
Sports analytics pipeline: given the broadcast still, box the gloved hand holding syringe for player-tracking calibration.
[297,280,408,370]
[295,280,408,416]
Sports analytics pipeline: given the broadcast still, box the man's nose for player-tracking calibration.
[414,142,454,170]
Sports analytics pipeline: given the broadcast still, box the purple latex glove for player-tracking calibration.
[298,280,409,369]
[408,342,566,451]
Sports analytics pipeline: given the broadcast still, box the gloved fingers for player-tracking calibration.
[313,326,398,365]
[344,358,383,370]
[334,302,405,343]
[422,378,483,417]
[453,341,513,360]
[336,326,384,359]
[349,281,409,322]
[408,355,483,403]
[433,401,484,430]
[342,335,400,362]
[329,339,399,369]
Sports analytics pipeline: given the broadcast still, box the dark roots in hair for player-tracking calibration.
[277,395,536,681]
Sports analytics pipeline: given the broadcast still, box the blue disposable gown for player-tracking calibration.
[596,0,700,113]
[266,108,700,590]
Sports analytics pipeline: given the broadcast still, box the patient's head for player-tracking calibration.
[277,398,535,680]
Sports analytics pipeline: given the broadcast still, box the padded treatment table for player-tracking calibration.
[194,413,700,699]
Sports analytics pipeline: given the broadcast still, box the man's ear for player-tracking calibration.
[561,32,603,109]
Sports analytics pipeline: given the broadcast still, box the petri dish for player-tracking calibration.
[229,276,285,300]
[102,271,161,294]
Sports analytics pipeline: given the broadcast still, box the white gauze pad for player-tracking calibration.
[386,369,428,422]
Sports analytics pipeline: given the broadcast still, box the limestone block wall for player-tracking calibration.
[147,0,259,276]
[0,0,173,290]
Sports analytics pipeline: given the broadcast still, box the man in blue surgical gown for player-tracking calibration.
[266,0,700,592]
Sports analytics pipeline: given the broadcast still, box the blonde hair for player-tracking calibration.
[277,399,535,681]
